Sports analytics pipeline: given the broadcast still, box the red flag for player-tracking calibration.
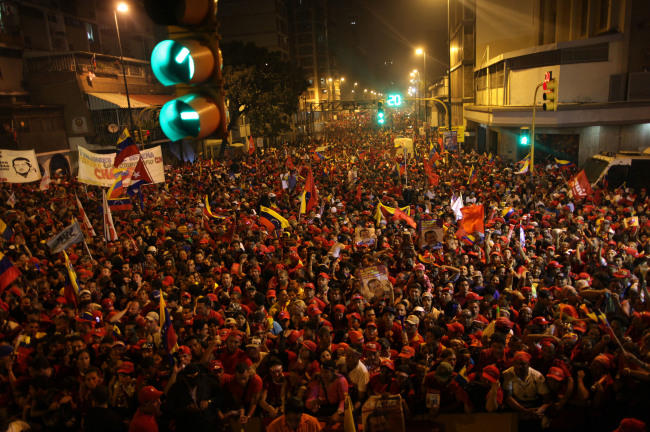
[355,184,362,202]
[305,167,318,212]
[221,218,237,243]
[423,157,439,186]
[568,170,593,199]
[393,207,417,229]
[460,204,485,235]
[286,157,295,170]
[248,137,255,155]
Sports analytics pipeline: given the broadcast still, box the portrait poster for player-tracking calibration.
[358,265,391,302]
[419,219,443,250]
[355,226,376,247]
[443,131,458,152]
[0,149,42,183]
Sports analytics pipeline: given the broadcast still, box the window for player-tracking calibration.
[86,22,95,43]
[598,0,609,30]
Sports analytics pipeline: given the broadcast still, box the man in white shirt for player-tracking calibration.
[502,351,552,424]
[343,344,369,411]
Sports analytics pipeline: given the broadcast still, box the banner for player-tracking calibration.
[419,219,443,250]
[568,170,593,199]
[78,146,165,187]
[46,221,84,254]
[0,149,42,183]
[443,131,458,152]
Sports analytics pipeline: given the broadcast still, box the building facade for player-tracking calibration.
[464,0,650,165]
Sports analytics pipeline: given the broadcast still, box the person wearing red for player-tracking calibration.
[217,330,252,374]
[223,362,264,425]
[129,386,163,432]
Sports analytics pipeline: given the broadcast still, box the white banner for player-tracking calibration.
[78,146,165,187]
[0,149,42,183]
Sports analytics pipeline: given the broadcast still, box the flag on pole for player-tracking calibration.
[160,293,178,354]
[46,221,84,254]
[107,197,133,211]
[568,170,593,199]
[0,219,14,242]
[248,136,255,155]
[260,206,290,233]
[555,158,574,168]
[467,165,476,185]
[102,190,118,242]
[0,252,20,292]
[114,128,140,168]
[515,160,529,175]
[6,192,16,208]
[343,393,356,432]
[460,204,484,235]
[126,158,153,196]
[393,207,417,228]
[62,251,80,305]
[75,194,96,237]
[107,171,129,199]
[303,167,318,213]
[203,196,224,219]
[451,194,464,221]
[39,172,51,191]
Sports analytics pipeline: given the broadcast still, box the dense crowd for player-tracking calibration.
[0,113,649,432]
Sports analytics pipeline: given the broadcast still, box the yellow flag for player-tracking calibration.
[343,393,356,432]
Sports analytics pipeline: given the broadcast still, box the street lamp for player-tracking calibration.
[363,89,367,100]
[416,48,427,123]
[114,2,134,133]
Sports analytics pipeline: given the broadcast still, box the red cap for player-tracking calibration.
[446,322,464,334]
[546,366,565,381]
[513,351,532,363]
[117,361,134,374]
[348,330,364,344]
[178,345,191,355]
[307,304,322,317]
[162,276,174,286]
[532,317,550,326]
[138,386,163,404]
[278,311,290,320]
[482,365,500,383]
[398,346,415,358]
[380,358,395,370]
[318,272,330,280]
[301,340,318,352]
[466,292,483,302]
[334,304,346,313]
[364,342,379,352]
[209,360,224,371]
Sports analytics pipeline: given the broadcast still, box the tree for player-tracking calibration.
[221,41,309,141]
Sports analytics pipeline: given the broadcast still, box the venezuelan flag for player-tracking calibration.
[0,252,20,291]
[62,251,80,305]
[555,158,574,167]
[160,294,178,354]
[260,206,290,233]
[502,207,515,220]
[203,196,224,219]
[0,218,14,242]
[467,165,476,185]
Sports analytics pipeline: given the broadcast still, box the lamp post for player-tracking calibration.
[363,89,367,101]
[416,48,426,123]
[447,0,452,131]
[413,69,420,122]
[114,2,134,133]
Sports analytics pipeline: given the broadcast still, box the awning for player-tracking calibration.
[87,93,151,110]
[129,94,174,106]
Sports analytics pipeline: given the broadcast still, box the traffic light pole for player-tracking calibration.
[530,82,544,175]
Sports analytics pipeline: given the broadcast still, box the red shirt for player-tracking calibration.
[217,349,252,374]
[129,409,158,432]
[224,373,263,404]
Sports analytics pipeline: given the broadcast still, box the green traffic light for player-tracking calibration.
[152,40,195,86]
[160,95,202,141]
[520,136,528,145]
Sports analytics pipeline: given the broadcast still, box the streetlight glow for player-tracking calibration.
[416,48,423,55]
[117,2,128,12]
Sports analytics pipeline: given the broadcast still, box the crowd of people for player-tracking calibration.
[0,112,649,432]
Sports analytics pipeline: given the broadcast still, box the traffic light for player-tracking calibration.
[377,101,385,125]
[519,127,530,146]
[144,0,227,142]
[543,77,557,111]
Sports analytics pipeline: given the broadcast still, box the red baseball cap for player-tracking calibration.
[546,366,565,381]
[482,365,500,383]
[398,346,415,358]
[138,386,163,404]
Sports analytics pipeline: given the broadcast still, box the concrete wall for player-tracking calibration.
[507,37,627,106]
[0,57,25,94]
[579,123,650,164]
[476,0,537,62]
